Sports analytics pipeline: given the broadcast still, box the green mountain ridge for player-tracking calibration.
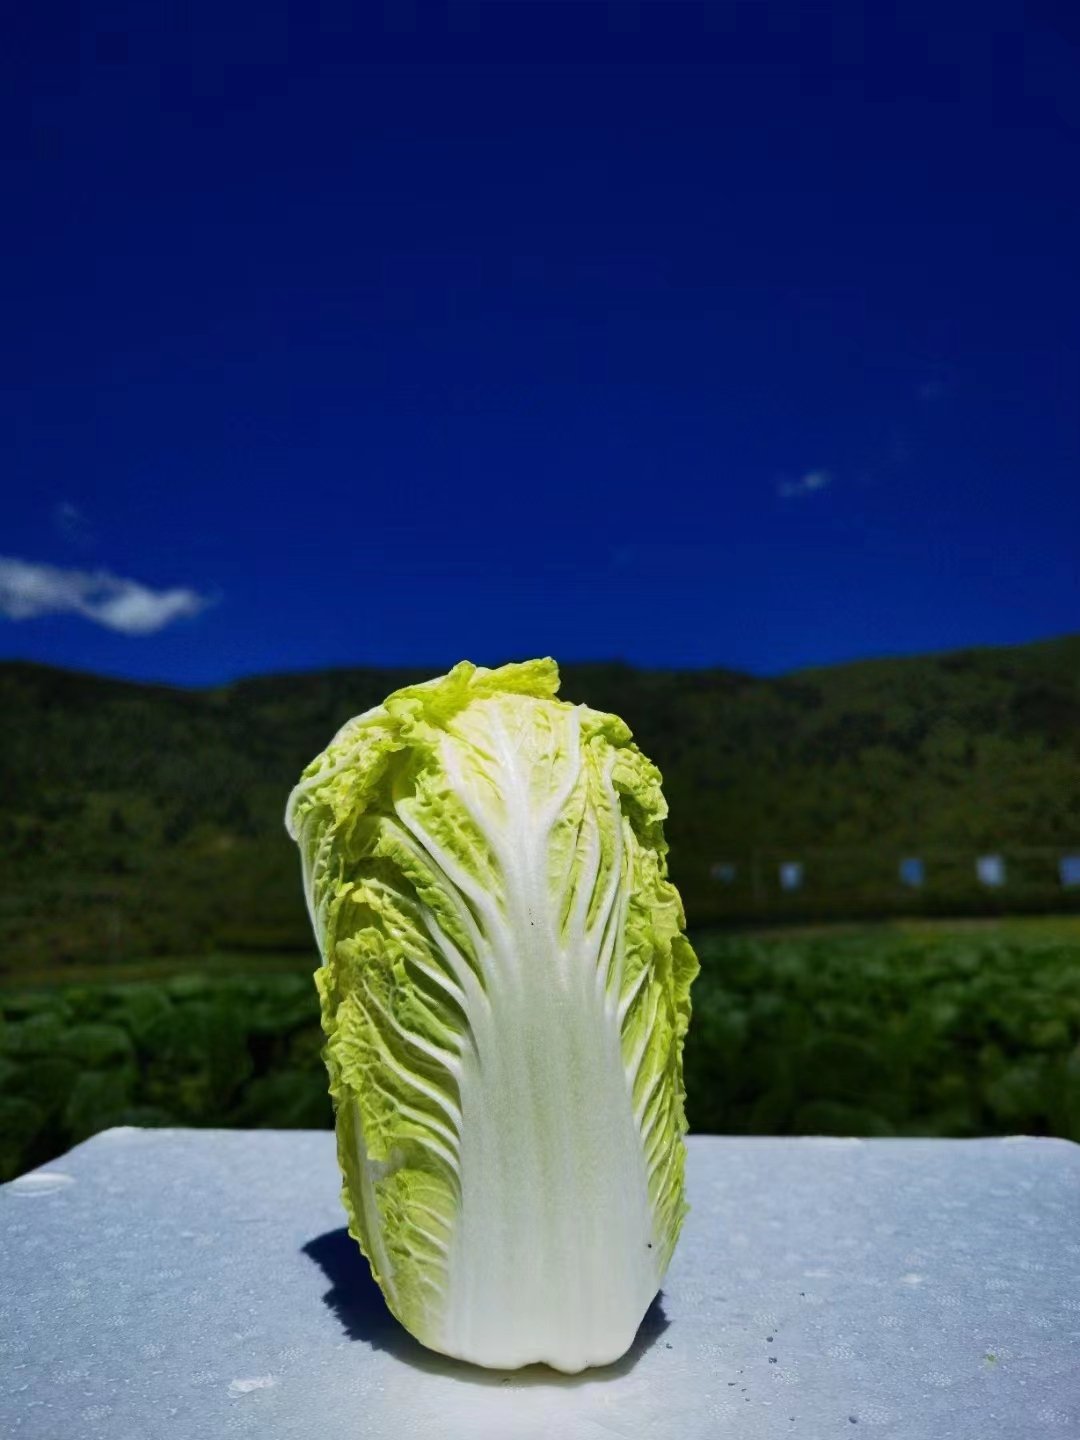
[3,635,1080,974]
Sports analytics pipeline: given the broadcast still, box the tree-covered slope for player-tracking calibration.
[3,635,1080,973]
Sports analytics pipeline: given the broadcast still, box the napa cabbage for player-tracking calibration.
[285,657,697,1372]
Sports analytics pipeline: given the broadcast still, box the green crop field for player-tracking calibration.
[0,969,330,1183]
[3,919,1079,1183]
[685,920,1080,1140]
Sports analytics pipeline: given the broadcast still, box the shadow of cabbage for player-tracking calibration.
[302,1225,670,1386]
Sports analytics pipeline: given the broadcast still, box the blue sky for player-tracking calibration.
[3,2,1078,685]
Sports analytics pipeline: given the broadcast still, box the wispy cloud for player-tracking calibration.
[0,557,212,635]
[53,501,96,550]
[777,469,831,500]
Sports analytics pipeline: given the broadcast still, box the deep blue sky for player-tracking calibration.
[3,1,1078,685]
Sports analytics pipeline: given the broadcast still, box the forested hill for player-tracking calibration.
[3,635,1080,974]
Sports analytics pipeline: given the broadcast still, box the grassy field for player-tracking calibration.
[2,918,1079,1183]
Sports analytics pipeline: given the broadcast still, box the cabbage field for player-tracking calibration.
[3,921,1080,1183]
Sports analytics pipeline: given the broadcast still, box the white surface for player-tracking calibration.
[3,1128,1079,1438]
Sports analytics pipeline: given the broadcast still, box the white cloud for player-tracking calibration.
[0,557,212,636]
[777,469,832,499]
